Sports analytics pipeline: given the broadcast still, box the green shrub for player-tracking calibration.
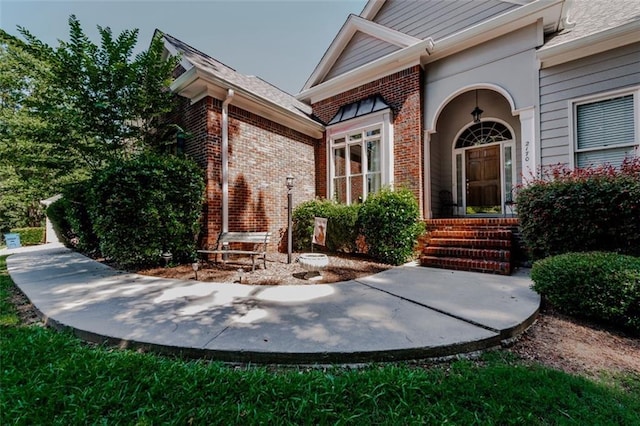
[358,188,425,265]
[531,252,640,334]
[517,158,640,260]
[46,198,74,248]
[62,181,101,255]
[9,227,44,246]
[292,199,360,252]
[88,153,204,268]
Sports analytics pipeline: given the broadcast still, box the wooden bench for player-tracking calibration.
[197,231,271,271]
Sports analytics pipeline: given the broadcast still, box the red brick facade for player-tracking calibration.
[176,96,319,251]
[311,66,424,214]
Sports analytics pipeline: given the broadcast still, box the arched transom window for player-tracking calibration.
[455,121,512,149]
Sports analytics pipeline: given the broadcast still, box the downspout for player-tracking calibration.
[222,89,235,233]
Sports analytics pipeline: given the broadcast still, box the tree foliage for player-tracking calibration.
[0,16,179,230]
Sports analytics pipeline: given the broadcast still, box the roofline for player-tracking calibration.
[360,0,385,20]
[301,14,421,91]
[537,19,640,68]
[298,0,564,103]
[171,68,325,139]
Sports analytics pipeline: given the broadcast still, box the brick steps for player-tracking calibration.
[420,218,518,275]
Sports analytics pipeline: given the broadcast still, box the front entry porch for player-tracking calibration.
[419,218,520,275]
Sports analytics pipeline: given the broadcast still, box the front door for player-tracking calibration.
[465,145,501,214]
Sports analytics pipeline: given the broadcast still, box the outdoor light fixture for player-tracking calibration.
[191,261,199,280]
[286,174,294,264]
[471,90,483,123]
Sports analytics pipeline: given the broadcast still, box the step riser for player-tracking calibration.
[428,230,512,240]
[423,247,510,262]
[420,257,511,275]
[427,238,511,249]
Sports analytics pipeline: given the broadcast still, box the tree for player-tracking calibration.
[0,16,179,229]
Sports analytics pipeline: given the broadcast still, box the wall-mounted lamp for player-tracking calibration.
[471,90,483,123]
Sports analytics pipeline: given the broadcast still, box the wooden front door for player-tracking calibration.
[465,145,501,214]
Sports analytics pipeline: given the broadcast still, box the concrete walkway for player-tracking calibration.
[4,243,540,364]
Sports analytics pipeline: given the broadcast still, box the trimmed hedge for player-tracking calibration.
[358,188,425,265]
[88,153,204,268]
[292,199,359,252]
[517,159,640,260]
[531,252,640,334]
[8,227,44,246]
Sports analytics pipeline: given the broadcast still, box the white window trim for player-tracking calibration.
[326,109,394,203]
[568,86,640,170]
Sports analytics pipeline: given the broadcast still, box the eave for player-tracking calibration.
[171,68,324,139]
[297,0,564,104]
[537,19,640,68]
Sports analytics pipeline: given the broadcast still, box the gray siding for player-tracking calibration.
[539,42,640,166]
[374,0,519,41]
[325,32,400,80]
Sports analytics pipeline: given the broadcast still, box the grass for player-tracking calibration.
[2,255,639,425]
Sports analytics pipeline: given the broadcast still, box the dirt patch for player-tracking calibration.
[509,307,640,378]
[134,252,392,286]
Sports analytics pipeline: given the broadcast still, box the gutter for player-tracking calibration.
[222,89,235,234]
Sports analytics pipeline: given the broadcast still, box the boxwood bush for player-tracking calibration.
[9,227,44,246]
[517,158,640,260]
[358,188,425,265]
[88,153,204,268]
[531,252,640,334]
[292,199,360,252]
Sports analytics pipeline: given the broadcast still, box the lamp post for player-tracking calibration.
[286,174,294,264]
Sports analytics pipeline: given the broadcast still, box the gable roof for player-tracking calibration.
[159,31,324,138]
[537,0,640,68]
[298,0,565,103]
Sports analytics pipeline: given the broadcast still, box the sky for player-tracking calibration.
[0,0,368,95]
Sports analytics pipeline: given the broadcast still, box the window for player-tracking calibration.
[332,127,382,204]
[573,89,639,168]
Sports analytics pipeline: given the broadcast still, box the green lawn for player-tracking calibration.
[2,255,639,425]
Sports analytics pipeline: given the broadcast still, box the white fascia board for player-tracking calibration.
[297,39,432,104]
[302,14,421,92]
[537,20,640,68]
[427,0,564,61]
[161,36,194,73]
[360,0,385,20]
[170,67,324,138]
[299,0,563,104]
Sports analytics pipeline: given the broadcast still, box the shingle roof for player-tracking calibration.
[543,0,640,48]
[161,31,314,120]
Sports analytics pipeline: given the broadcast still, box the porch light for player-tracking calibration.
[471,90,483,123]
[286,174,294,191]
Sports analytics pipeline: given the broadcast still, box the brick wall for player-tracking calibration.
[311,66,424,214]
[176,95,319,251]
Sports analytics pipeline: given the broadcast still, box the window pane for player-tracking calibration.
[577,146,637,169]
[350,142,363,175]
[350,175,363,204]
[367,140,380,172]
[504,146,513,202]
[367,172,381,195]
[366,128,380,137]
[334,147,346,177]
[349,133,362,141]
[456,154,463,206]
[334,137,345,144]
[334,177,347,203]
[577,95,634,150]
